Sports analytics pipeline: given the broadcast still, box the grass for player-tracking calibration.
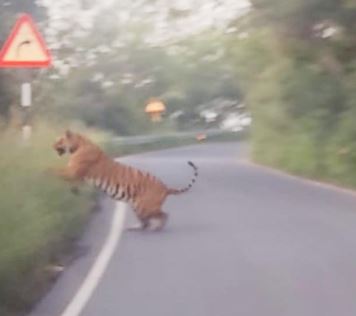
[0,124,95,316]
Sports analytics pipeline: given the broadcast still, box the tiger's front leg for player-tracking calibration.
[51,167,80,182]
[47,167,83,194]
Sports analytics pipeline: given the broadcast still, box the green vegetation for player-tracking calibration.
[104,131,248,157]
[0,124,95,316]
[226,0,356,188]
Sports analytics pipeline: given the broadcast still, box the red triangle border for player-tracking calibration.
[0,13,52,68]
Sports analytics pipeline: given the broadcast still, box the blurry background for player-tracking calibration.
[1,0,356,315]
[0,0,251,135]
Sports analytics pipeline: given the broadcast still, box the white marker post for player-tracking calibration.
[21,82,32,140]
[21,82,31,107]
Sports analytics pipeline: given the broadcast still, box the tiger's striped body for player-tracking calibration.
[52,130,198,231]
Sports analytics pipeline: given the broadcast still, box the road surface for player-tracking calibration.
[30,142,356,316]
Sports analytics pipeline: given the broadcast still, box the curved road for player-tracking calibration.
[31,142,356,316]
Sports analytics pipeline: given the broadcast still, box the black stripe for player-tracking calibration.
[126,185,131,198]
[102,180,110,192]
[119,190,126,200]
[117,184,122,197]
[119,186,126,200]
[110,184,119,198]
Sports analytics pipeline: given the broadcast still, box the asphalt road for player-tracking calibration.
[30,142,356,316]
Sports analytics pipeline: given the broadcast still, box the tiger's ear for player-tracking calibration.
[65,129,73,138]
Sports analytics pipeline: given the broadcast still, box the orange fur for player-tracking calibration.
[52,130,198,231]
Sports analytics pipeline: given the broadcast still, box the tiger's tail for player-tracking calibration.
[167,161,198,195]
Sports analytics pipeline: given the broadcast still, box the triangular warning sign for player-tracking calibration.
[0,14,51,68]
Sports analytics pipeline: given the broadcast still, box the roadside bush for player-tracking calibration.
[0,123,95,315]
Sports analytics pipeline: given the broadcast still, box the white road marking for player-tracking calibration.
[60,202,127,316]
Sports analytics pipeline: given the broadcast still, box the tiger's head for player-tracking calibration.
[53,130,83,156]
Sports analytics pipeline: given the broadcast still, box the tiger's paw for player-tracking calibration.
[126,223,146,232]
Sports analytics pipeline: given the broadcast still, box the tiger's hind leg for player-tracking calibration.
[148,212,168,232]
[126,217,149,231]
[126,206,150,232]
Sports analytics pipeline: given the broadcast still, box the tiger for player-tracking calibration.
[51,130,198,231]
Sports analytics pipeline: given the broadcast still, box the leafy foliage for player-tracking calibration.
[229,0,356,186]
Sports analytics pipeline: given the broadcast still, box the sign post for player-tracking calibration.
[21,82,32,107]
[0,13,52,140]
[21,82,32,139]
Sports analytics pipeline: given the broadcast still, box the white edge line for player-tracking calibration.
[60,202,127,316]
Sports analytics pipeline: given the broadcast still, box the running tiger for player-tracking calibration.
[51,130,198,231]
